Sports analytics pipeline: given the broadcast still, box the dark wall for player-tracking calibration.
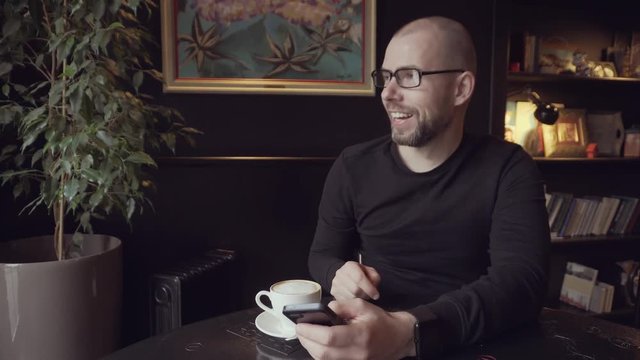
[0,0,498,346]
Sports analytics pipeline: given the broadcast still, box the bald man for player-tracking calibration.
[297,16,550,359]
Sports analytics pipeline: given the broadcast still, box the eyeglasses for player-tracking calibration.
[371,68,465,88]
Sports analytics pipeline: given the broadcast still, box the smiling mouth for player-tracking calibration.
[389,111,413,127]
[390,111,412,120]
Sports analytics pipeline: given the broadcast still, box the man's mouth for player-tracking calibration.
[389,111,414,127]
[390,111,413,120]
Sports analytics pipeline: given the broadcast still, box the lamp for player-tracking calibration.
[508,87,559,125]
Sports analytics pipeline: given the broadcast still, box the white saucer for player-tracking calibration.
[254,311,296,339]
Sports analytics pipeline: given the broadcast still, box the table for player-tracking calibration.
[102,307,640,359]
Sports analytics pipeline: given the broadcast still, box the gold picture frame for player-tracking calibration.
[542,108,589,158]
[160,0,376,96]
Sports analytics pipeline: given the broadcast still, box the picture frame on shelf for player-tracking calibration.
[542,108,588,158]
[590,61,617,78]
[160,0,376,95]
[537,36,575,75]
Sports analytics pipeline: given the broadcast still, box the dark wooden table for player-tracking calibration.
[102,307,640,359]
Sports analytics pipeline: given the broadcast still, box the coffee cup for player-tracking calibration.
[255,279,321,334]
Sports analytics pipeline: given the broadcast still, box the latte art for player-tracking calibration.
[273,280,318,295]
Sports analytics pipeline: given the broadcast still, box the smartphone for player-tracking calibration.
[282,303,345,326]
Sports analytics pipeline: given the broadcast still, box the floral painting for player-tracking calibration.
[161,0,376,95]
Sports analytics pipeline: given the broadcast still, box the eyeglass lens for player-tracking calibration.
[372,69,420,88]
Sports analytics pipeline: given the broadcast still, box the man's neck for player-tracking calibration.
[396,126,463,173]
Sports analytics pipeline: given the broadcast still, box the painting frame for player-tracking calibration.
[542,108,589,158]
[160,0,376,96]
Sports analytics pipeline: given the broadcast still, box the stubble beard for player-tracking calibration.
[391,114,451,147]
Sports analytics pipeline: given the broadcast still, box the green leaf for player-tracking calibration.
[21,133,37,152]
[54,18,65,34]
[96,130,114,146]
[72,232,83,246]
[107,22,125,31]
[13,182,24,199]
[35,54,44,68]
[69,85,83,114]
[132,71,143,92]
[89,192,103,208]
[81,154,93,169]
[1,145,17,157]
[126,0,140,12]
[91,31,104,54]
[2,84,9,97]
[0,106,16,125]
[63,62,78,77]
[83,168,102,184]
[61,37,76,61]
[2,18,21,38]
[125,152,156,167]
[31,149,43,166]
[93,0,106,20]
[0,63,12,77]
[61,160,72,174]
[126,198,135,220]
[64,178,80,199]
[109,0,122,14]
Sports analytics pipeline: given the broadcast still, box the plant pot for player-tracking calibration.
[0,234,122,360]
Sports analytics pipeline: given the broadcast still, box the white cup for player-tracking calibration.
[255,279,321,334]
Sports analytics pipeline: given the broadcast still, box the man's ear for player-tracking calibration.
[453,71,475,106]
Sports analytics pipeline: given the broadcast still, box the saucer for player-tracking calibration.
[254,311,296,339]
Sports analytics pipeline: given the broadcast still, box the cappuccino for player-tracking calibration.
[272,280,319,295]
[255,279,322,337]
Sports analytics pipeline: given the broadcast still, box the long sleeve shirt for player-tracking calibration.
[308,132,550,357]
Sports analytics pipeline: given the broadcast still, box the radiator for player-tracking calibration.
[149,249,238,335]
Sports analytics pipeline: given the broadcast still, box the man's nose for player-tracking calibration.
[382,77,402,101]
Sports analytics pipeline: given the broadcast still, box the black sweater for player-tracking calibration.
[308,133,550,357]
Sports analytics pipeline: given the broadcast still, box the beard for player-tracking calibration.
[391,113,451,147]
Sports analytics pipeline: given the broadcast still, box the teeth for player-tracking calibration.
[390,112,411,119]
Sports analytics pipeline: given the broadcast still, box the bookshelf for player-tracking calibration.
[493,0,640,325]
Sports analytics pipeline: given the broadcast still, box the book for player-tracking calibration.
[523,33,537,73]
[557,198,577,238]
[550,193,574,236]
[598,197,621,236]
[560,262,598,310]
[588,282,606,313]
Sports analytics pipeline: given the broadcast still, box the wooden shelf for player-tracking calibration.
[533,157,640,163]
[508,72,640,84]
[551,234,640,245]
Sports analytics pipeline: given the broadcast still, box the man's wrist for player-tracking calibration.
[390,311,418,358]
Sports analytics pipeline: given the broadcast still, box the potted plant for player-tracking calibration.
[0,0,199,359]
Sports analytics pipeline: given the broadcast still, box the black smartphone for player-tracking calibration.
[282,303,345,326]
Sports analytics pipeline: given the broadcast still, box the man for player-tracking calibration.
[296,16,550,359]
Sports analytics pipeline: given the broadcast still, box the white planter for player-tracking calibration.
[0,234,122,360]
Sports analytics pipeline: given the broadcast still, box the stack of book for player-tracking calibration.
[560,262,614,313]
[545,192,640,239]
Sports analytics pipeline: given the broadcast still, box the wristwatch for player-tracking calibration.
[413,316,444,359]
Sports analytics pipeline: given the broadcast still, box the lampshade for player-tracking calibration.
[508,87,559,125]
[528,91,559,125]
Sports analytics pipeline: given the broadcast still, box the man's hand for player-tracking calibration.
[296,299,417,360]
[331,261,381,300]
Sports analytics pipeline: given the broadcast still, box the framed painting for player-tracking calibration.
[160,0,376,96]
[541,108,589,158]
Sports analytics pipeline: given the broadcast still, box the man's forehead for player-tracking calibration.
[382,33,439,69]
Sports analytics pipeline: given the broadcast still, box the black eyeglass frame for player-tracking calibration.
[371,68,466,88]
